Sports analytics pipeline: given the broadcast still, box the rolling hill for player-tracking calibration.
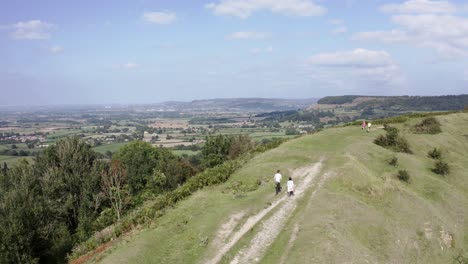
[153,98,319,112]
[83,112,468,264]
[315,95,468,111]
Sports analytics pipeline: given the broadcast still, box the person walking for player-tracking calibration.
[361,120,366,130]
[287,177,295,197]
[274,170,282,195]
[367,122,372,132]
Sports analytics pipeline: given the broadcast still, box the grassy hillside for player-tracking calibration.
[87,113,468,264]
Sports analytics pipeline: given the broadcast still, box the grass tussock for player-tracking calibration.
[432,160,450,176]
[388,156,398,166]
[428,148,442,160]
[397,170,410,182]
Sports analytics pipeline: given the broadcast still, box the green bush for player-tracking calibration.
[432,160,450,176]
[413,117,442,134]
[388,156,398,166]
[397,170,410,182]
[428,148,442,159]
[285,128,300,135]
[374,125,412,153]
[93,208,116,231]
[254,138,287,153]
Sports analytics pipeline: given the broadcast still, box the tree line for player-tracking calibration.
[0,134,256,263]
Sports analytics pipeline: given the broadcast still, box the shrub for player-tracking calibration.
[285,128,300,135]
[388,156,398,166]
[93,208,116,231]
[432,160,450,176]
[374,125,412,153]
[428,148,442,159]
[397,170,410,182]
[413,117,442,134]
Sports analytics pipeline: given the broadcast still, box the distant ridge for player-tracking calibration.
[316,94,468,111]
[154,97,318,112]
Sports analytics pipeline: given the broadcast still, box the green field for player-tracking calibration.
[88,113,468,264]
[47,129,82,140]
[0,155,34,167]
[93,142,129,154]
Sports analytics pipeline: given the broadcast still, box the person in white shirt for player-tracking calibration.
[287,177,295,197]
[274,170,282,195]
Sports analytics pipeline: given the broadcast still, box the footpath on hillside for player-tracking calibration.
[205,159,330,264]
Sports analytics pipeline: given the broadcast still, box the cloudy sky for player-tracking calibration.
[1,0,468,105]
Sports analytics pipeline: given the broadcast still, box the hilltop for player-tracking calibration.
[314,95,468,111]
[85,112,468,264]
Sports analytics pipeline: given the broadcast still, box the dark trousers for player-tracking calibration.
[275,182,281,195]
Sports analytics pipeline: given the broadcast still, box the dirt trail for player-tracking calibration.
[211,211,246,249]
[278,224,299,264]
[230,162,324,264]
[205,160,324,264]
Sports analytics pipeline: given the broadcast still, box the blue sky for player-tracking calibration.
[1,0,467,105]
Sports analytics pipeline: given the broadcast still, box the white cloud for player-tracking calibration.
[332,26,347,34]
[308,49,394,68]
[306,49,404,88]
[381,0,456,14]
[10,20,56,40]
[143,12,177,24]
[354,14,468,57]
[206,0,326,18]
[250,46,273,54]
[48,45,63,53]
[228,31,270,39]
[112,63,138,69]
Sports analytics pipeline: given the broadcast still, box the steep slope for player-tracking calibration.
[92,113,468,264]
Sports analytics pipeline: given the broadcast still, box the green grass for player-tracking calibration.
[89,113,468,264]
[93,142,129,154]
[0,144,9,151]
[0,155,34,167]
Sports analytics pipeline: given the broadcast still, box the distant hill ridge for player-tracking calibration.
[156,98,318,112]
[317,95,468,111]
